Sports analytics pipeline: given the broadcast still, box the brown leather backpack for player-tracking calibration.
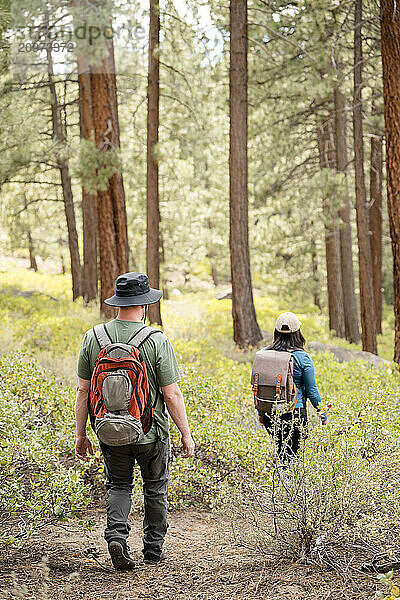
[251,349,299,416]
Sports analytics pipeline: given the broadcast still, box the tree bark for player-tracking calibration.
[28,231,38,272]
[229,0,262,347]
[146,0,162,325]
[46,36,82,300]
[24,193,38,272]
[353,0,377,353]
[78,54,98,303]
[310,231,321,310]
[208,218,219,287]
[334,87,360,343]
[318,116,345,338]
[90,38,129,316]
[369,133,383,334]
[381,0,400,363]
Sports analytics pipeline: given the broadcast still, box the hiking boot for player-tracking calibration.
[143,551,167,565]
[108,540,135,571]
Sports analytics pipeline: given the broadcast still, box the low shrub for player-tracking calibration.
[228,361,400,570]
[0,352,90,547]
[2,265,400,574]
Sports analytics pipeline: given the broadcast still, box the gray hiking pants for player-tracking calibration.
[100,437,170,559]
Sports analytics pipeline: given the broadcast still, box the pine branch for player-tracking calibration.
[12,198,62,217]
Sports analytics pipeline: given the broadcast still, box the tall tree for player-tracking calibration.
[45,23,82,300]
[23,194,38,272]
[369,132,383,335]
[78,54,98,304]
[310,227,321,310]
[146,0,162,325]
[90,38,129,316]
[229,0,262,348]
[318,114,345,338]
[353,0,377,354]
[380,0,400,363]
[334,87,360,343]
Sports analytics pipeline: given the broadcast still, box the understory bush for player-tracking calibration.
[0,353,90,547]
[2,266,400,571]
[228,360,400,566]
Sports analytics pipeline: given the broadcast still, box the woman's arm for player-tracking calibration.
[302,355,328,424]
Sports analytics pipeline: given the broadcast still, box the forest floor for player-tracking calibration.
[2,507,376,600]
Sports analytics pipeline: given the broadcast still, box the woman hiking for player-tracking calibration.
[255,312,327,462]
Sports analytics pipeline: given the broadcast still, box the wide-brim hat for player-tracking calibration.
[104,272,163,307]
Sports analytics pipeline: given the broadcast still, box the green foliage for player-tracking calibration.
[0,266,99,358]
[74,139,122,193]
[241,357,400,556]
[0,0,391,308]
[0,351,90,546]
[1,267,400,565]
[376,571,400,600]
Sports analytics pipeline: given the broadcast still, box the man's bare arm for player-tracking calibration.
[162,382,195,457]
[75,377,94,461]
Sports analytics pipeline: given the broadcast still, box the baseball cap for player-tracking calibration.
[275,312,302,333]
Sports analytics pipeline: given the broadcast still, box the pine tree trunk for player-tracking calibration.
[353,0,377,353]
[78,55,98,303]
[380,0,400,363]
[60,166,82,300]
[146,0,162,325]
[107,44,129,277]
[229,0,262,348]
[310,237,321,310]
[334,87,360,343]
[310,222,321,310]
[90,39,128,316]
[46,37,82,300]
[208,218,219,287]
[318,116,345,338]
[28,231,38,272]
[369,134,383,335]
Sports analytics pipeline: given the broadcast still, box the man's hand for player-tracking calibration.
[181,433,195,458]
[162,382,195,458]
[75,435,94,461]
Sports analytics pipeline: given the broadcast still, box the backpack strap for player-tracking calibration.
[127,325,162,349]
[128,326,164,435]
[93,323,113,349]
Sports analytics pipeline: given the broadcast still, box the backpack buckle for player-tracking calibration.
[252,372,259,398]
[275,374,282,400]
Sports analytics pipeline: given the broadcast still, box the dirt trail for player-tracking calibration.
[1,509,375,600]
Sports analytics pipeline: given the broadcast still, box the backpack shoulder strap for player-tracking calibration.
[128,326,164,403]
[93,323,113,349]
[127,325,162,348]
[289,348,304,365]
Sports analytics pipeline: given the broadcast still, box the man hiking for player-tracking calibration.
[75,272,195,571]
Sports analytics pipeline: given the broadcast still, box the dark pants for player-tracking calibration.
[261,408,308,461]
[100,437,170,560]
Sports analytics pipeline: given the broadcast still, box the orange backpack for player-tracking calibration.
[89,324,160,446]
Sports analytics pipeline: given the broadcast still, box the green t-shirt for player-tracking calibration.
[77,319,180,444]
